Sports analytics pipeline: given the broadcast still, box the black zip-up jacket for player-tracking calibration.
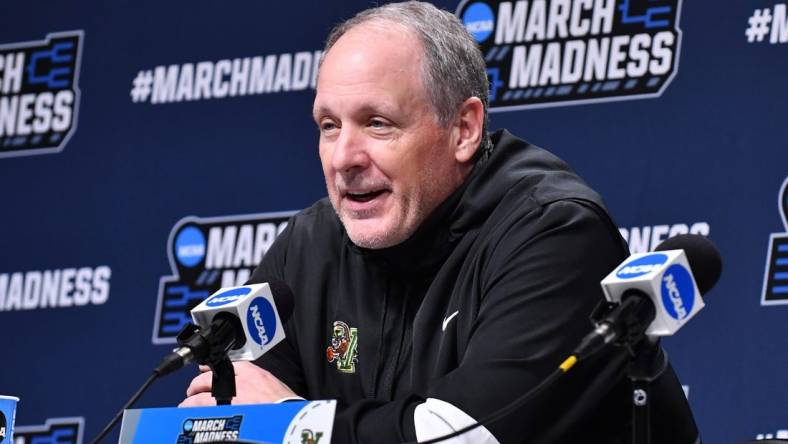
[251,130,699,443]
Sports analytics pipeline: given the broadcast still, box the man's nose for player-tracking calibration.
[332,126,370,172]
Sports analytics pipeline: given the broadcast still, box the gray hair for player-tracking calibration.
[322,1,491,152]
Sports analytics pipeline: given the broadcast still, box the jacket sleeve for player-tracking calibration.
[249,219,309,398]
[413,199,633,443]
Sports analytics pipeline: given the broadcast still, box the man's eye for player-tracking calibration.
[369,119,389,129]
[321,121,338,132]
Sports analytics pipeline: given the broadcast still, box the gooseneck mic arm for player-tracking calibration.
[91,315,244,444]
[89,372,159,444]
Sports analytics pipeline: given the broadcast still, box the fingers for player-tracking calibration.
[187,362,252,398]
[232,361,255,373]
[198,362,245,375]
[185,370,213,397]
[179,392,216,408]
[181,361,297,406]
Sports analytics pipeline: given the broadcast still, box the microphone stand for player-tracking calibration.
[176,320,239,405]
[209,357,236,405]
[626,339,668,444]
[589,298,665,444]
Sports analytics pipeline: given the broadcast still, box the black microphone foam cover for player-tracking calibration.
[654,234,722,295]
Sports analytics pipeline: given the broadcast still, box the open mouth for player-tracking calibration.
[346,190,387,203]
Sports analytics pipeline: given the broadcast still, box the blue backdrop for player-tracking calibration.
[1,1,786,443]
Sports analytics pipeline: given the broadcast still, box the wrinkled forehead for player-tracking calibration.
[316,20,426,89]
[322,19,421,66]
[313,22,430,119]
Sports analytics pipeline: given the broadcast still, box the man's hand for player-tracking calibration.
[179,361,299,407]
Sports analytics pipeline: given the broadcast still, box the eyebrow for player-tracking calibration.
[312,105,331,122]
[312,103,401,122]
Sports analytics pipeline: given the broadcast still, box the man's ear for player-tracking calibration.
[453,97,485,163]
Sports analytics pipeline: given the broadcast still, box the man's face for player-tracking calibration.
[314,22,464,249]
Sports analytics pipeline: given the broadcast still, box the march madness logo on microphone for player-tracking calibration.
[456,0,682,111]
[761,177,788,305]
[0,31,83,158]
[153,211,296,344]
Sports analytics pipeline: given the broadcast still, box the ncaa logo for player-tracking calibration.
[246,297,277,346]
[462,2,495,43]
[174,225,206,268]
[660,264,695,320]
[616,253,668,279]
[206,287,251,307]
[154,211,294,344]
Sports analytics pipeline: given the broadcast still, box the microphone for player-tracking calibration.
[91,280,294,444]
[155,278,295,377]
[574,234,722,358]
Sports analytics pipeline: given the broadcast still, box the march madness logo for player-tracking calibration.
[761,177,788,305]
[153,211,295,344]
[0,31,83,158]
[14,417,84,444]
[456,0,682,110]
[177,416,243,444]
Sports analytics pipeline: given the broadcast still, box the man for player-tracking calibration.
[181,2,698,443]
